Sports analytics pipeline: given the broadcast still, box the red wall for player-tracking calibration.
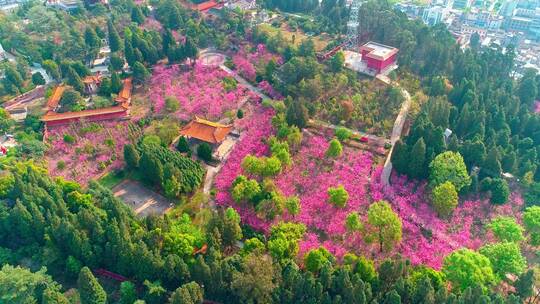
[45,111,128,127]
[363,53,397,73]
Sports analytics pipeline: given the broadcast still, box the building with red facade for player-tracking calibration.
[359,42,399,74]
[41,78,132,128]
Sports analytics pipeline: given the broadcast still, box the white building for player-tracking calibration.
[422,6,448,26]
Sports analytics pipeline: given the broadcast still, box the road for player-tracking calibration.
[381,86,412,186]
[219,65,269,100]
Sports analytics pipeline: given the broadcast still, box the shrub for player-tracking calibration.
[57,160,66,170]
[165,96,180,112]
[487,216,525,242]
[335,126,352,142]
[63,134,76,144]
[327,185,349,208]
[326,138,342,158]
[237,109,244,119]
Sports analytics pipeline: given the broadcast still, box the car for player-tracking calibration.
[359,136,369,143]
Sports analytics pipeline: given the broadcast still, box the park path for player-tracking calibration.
[200,64,272,208]
[381,86,412,186]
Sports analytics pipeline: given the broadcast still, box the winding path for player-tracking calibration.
[381,86,412,186]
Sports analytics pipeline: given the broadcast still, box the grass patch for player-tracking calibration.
[97,170,126,189]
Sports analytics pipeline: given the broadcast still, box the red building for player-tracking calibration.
[359,42,399,74]
[41,78,132,128]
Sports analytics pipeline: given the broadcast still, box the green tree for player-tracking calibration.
[110,53,124,71]
[231,254,277,303]
[327,185,349,208]
[67,67,84,93]
[120,281,138,304]
[140,152,164,186]
[267,222,306,263]
[223,207,243,248]
[518,70,538,105]
[84,27,100,49]
[514,269,535,301]
[366,200,402,252]
[304,246,334,273]
[124,144,140,169]
[285,196,300,216]
[487,216,525,243]
[59,89,83,112]
[197,143,212,162]
[183,37,198,63]
[165,96,180,112]
[345,212,363,232]
[0,265,66,304]
[431,181,458,218]
[335,126,352,142]
[326,138,343,158]
[42,60,61,81]
[31,72,45,85]
[177,136,190,153]
[285,99,308,129]
[429,151,471,191]
[133,61,150,84]
[523,206,540,245]
[479,242,526,279]
[131,6,145,24]
[98,77,112,96]
[108,19,122,52]
[78,266,107,304]
[144,280,167,304]
[329,51,345,72]
[489,178,510,205]
[169,281,203,304]
[231,175,261,203]
[442,248,495,292]
[483,147,502,177]
[0,109,14,133]
[111,72,122,94]
[409,138,427,179]
[3,65,24,91]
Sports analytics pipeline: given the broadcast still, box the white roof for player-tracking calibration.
[363,42,396,57]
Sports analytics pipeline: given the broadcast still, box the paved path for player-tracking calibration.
[219,65,269,100]
[381,86,412,186]
[200,65,272,209]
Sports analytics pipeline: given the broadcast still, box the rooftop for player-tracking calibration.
[41,106,127,122]
[180,116,232,144]
[47,85,66,110]
[196,0,221,12]
[114,78,132,105]
[359,41,399,61]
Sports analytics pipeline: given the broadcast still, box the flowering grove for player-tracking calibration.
[45,121,139,185]
[212,103,526,269]
[149,63,249,120]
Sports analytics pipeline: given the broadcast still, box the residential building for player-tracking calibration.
[453,0,473,10]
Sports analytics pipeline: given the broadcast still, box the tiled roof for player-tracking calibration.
[83,75,102,84]
[41,106,127,122]
[196,0,220,11]
[114,78,132,105]
[47,85,66,110]
[180,116,232,144]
